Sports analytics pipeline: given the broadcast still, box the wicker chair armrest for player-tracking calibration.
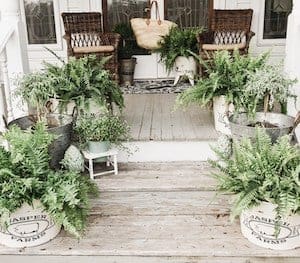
[245,31,255,52]
[105,33,121,48]
[197,31,214,45]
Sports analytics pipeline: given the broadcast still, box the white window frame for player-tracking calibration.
[20,0,63,51]
[256,0,288,47]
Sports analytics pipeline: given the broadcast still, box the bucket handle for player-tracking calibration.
[290,111,300,135]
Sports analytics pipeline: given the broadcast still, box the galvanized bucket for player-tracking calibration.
[8,114,73,169]
[120,57,137,86]
[229,112,294,142]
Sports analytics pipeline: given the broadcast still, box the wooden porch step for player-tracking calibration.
[96,162,218,192]
[0,162,299,262]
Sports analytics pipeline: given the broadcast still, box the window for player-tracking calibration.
[102,0,150,55]
[263,0,292,39]
[24,0,57,44]
[102,0,149,32]
[164,0,213,29]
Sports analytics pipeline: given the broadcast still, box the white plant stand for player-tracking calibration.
[82,149,118,179]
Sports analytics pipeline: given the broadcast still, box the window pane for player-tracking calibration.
[24,0,57,44]
[106,0,149,31]
[263,0,292,39]
[165,0,211,29]
[104,0,149,55]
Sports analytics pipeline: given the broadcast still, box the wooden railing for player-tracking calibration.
[0,21,16,131]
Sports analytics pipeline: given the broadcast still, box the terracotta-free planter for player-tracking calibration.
[240,202,300,250]
[87,140,110,163]
[0,200,61,248]
[9,114,73,169]
[213,96,234,135]
[229,112,294,142]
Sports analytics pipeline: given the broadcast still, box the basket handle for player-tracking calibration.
[146,0,161,25]
[290,111,300,134]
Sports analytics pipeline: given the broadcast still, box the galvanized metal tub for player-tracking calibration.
[229,112,294,142]
[8,114,73,169]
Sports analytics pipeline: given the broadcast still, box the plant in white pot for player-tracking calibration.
[229,63,298,142]
[176,50,268,135]
[0,122,98,248]
[210,129,300,250]
[157,26,202,86]
[74,114,131,162]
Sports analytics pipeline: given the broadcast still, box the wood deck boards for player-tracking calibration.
[1,162,299,262]
[123,94,218,141]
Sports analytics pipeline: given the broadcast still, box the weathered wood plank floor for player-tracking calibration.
[1,162,299,262]
[123,94,218,141]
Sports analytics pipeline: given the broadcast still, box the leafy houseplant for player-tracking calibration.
[176,50,268,134]
[45,54,124,114]
[113,23,139,86]
[177,50,268,111]
[242,64,296,117]
[229,63,298,142]
[157,26,202,73]
[74,114,131,160]
[0,123,98,247]
[210,129,300,250]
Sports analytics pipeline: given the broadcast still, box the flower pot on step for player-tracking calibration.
[0,200,61,248]
[87,140,110,163]
[229,112,294,142]
[240,202,300,250]
[213,96,234,135]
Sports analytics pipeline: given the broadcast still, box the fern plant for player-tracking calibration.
[45,55,124,115]
[210,129,300,235]
[0,123,98,237]
[157,26,202,73]
[177,50,268,113]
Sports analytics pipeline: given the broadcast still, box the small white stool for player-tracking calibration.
[82,149,118,180]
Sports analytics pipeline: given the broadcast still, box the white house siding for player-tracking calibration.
[25,0,287,74]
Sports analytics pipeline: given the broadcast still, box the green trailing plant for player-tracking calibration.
[0,123,98,237]
[242,64,297,118]
[210,129,300,236]
[157,26,202,72]
[176,50,268,112]
[45,55,124,114]
[74,114,131,146]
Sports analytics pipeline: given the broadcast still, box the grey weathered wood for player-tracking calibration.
[0,162,299,261]
[123,94,219,141]
[89,191,230,216]
[96,162,218,192]
[1,256,299,263]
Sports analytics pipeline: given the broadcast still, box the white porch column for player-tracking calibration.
[285,1,300,140]
[1,0,29,120]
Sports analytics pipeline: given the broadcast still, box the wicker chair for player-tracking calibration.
[62,12,121,82]
[197,9,255,63]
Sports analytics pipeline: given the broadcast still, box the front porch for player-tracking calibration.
[0,162,298,262]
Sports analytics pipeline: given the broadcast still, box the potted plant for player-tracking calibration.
[229,63,298,142]
[156,26,201,85]
[210,129,300,250]
[74,113,131,162]
[13,70,73,169]
[45,54,124,114]
[177,50,268,134]
[113,23,138,86]
[0,122,98,248]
